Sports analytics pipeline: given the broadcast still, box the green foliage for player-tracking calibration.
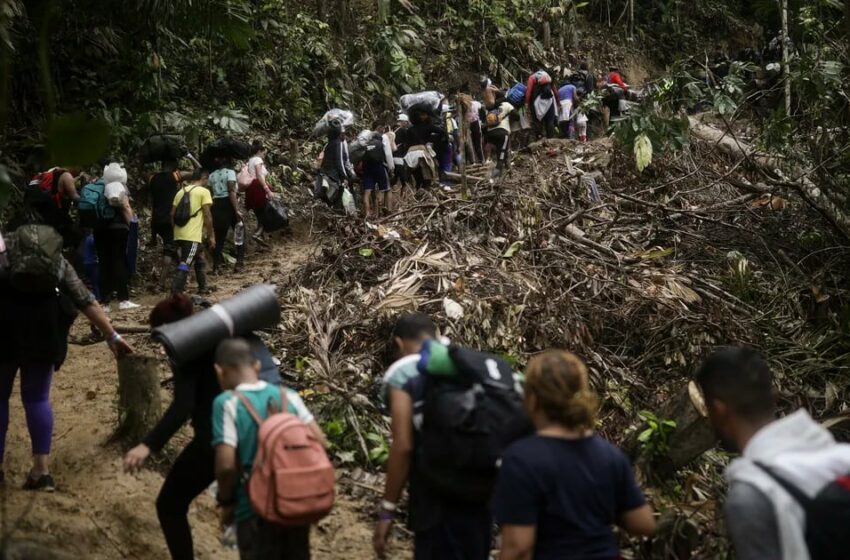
[612,103,689,171]
[366,432,389,465]
[637,410,677,460]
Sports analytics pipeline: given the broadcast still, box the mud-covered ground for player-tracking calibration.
[1,221,410,559]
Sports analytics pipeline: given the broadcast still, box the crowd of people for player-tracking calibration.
[314,62,636,218]
[0,59,848,560]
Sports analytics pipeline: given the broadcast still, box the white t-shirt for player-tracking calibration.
[466,100,482,123]
[247,156,267,180]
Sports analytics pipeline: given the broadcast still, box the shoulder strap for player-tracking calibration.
[232,390,264,427]
[279,386,288,415]
[753,461,813,508]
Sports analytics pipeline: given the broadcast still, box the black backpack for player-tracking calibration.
[364,137,385,165]
[419,345,531,504]
[756,462,850,560]
[173,186,201,227]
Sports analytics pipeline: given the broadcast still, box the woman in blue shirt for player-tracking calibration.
[493,350,656,559]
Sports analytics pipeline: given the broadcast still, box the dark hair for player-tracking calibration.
[149,294,194,328]
[192,167,209,181]
[392,313,436,341]
[695,347,776,420]
[580,61,589,71]
[251,140,265,155]
[526,350,598,430]
[215,338,255,369]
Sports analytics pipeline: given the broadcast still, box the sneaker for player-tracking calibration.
[23,473,55,492]
[119,300,141,311]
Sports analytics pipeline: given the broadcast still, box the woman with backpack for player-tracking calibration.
[0,225,132,491]
[493,350,656,560]
[484,92,515,180]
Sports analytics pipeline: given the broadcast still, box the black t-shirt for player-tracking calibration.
[394,128,411,157]
[149,171,179,225]
[493,434,646,560]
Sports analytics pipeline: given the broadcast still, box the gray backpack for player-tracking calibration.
[6,225,64,293]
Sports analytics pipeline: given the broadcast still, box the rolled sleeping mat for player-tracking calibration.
[152,284,280,364]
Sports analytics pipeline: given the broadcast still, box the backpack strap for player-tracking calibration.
[232,390,265,427]
[753,461,813,508]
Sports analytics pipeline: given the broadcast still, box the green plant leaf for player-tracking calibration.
[502,240,523,259]
[638,428,653,442]
[46,113,111,166]
[634,133,653,172]
[359,248,374,257]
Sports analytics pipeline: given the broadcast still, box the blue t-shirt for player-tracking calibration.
[209,168,236,199]
[493,434,646,560]
[558,84,576,102]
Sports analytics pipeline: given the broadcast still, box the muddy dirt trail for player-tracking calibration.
[1,220,405,559]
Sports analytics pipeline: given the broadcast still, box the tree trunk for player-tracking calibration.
[116,354,162,445]
[543,21,551,50]
[780,0,791,116]
[689,116,850,240]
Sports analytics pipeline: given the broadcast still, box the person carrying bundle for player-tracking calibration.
[525,70,559,139]
[404,109,444,190]
[315,118,356,210]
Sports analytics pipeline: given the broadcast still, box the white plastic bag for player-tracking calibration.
[314,109,355,136]
[400,91,443,115]
[104,181,127,207]
[342,187,356,216]
[103,162,127,185]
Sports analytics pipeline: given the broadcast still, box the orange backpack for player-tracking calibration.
[234,388,335,526]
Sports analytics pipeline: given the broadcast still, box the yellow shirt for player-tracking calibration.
[172,184,212,243]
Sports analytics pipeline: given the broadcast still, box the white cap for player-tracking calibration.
[397,113,410,123]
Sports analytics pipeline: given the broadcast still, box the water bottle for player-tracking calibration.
[221,523,238,550]
[234,221,245,247]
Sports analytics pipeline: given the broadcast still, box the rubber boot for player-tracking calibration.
[235,243,245,272]
[171,264,189,294]
[195,261,208,295]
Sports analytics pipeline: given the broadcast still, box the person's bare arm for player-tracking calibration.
[499,525,536,560]
[227,180,241,220]
[81,303,133,356]
[383,389,414,504]
[60,173,80,202]
[373,388,414,558]
[170,204,177,227]
[203,204,215,249]
[619,504,656,537]
[215,444,239,525]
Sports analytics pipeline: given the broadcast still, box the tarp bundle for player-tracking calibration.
[137,134,187,164]
[400,91,443,116]
[313,109,355,136]
[200,137,253,169]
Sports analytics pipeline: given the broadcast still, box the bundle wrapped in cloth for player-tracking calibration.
[313,109,355,136]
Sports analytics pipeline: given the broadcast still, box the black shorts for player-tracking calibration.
[175,240,204,266]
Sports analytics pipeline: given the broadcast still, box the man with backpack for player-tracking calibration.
[147,160,194,288]
[484,92,515,180]
[524,70,560,139]
[171,169,214,295]
[374,314,527,559]
[212,338,329,560]
[696,347,850,560]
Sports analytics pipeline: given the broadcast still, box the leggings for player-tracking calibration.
[0,363,54,462]
[156,436,215,560]
[212,198,238,267]
[94,227,130,303]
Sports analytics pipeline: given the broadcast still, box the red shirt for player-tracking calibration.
[607,72,629,92]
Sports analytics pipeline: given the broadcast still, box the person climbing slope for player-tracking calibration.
[494,350,656,560]
[171,168,214,295]
[240,141,275,241]
[315,118,356,210]
[147,160,195,288]
[0,224,132,491]
[525,70,559,139]
[208,158,244,273]
[212,338,326,560]
[484,91,515,180]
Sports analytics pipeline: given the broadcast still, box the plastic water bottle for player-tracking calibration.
[221,524,238,550]
[234,221,245,247]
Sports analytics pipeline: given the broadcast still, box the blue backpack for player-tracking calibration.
[78,180,116,228]
[506,83,527,107]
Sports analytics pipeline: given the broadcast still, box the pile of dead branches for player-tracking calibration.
[268,133,850,558]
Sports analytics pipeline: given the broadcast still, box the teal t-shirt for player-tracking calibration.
[211,381,314,522]
[209,168,236,199]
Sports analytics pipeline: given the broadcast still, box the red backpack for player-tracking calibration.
[234,388,335,526]
[28,168,67,209]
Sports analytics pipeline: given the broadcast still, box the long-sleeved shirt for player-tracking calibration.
[525,73,559,106]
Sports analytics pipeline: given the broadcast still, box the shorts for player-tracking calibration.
[362,161,390,193]
[175,240,204,266]
[152,219,174,253]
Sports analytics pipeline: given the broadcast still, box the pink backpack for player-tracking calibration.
[234,388,335,526]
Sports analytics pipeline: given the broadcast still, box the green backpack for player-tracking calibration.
[6,225,64,293]
[78,180,116,228]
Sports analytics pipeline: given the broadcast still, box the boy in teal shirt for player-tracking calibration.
[212,338,325,560]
